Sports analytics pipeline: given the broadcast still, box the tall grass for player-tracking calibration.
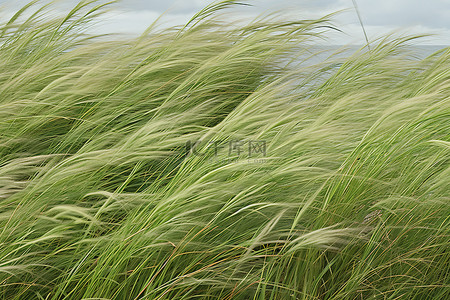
[0,1,449,299]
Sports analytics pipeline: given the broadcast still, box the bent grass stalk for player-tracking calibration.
[0,1,449,299]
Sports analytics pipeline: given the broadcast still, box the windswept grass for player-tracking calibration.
[0,1,449,299]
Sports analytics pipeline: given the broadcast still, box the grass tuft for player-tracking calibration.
[0,1,449,299]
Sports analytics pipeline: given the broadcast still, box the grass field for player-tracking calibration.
[0,1,449,299]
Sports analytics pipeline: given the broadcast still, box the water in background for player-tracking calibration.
[301,45,448,67]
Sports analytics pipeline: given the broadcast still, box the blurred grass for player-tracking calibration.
[0,1,449,299]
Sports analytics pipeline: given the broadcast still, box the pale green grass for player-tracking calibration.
[0,1,449,299]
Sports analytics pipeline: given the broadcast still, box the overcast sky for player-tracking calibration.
[1,0,449,45]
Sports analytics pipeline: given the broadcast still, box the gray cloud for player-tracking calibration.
[356,0,450,28]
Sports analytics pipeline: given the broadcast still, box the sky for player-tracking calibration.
[1,0,449,45]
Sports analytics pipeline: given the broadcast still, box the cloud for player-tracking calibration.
[355,0,450,28]
[91,9,193,35]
